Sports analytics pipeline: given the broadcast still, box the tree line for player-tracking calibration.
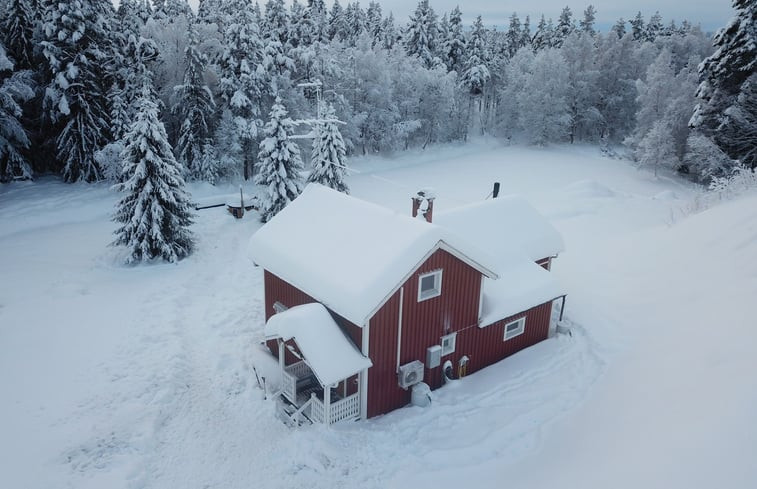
[0,0,753,261]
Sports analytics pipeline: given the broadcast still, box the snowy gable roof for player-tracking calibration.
[435,195,565,263]
[264,303,372,386]
[479,260,565,328]
[248,184,498,325]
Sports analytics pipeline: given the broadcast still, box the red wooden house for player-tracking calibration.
[249,184,566,424]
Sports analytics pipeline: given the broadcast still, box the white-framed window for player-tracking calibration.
[273,301,288,314]
[504,317,526,341]
[418,270,443,301]
[441,332,457,356]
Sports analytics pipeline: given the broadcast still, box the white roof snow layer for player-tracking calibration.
[479,260,565,327]
[264,303,373,386]
[435,195,565,263]
[248,184,498,325]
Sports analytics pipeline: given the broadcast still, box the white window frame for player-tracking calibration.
[417,270,443,302]
[504,317,526,341]
[273,301,288,314]
[441,332,457,356]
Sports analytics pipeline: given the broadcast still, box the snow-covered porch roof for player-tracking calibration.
[264,303,372,387]
[479,260,566,327]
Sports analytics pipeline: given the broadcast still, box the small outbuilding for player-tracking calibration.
[249,184,566,424]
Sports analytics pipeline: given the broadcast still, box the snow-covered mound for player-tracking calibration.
[563,179,616,198]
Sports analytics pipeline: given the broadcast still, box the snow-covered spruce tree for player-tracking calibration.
[112,83,194,264]
[532,15,554,51]
[442,6,466,72]
[173,25,215,180]
[553,6,575,48]
[328,0,348,42]
[308,102,348,193]
[0,43,34,181]
[691,0,757,169]
[580,5,597,37]
[630,12,645,41]
[41,0,113,182]
[381,11,398,50]
[505,13,522,58]
[612,18,627,39]
[254,97,304,222]
[366,1,384,48]
[460,16,490,97]
[405,0,439,68]
[218,0,266,180]
[2,0,38,71]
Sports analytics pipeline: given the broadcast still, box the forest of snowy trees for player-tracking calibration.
[0,0,754,259]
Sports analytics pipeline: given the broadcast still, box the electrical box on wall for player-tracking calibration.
[426,345,442,368]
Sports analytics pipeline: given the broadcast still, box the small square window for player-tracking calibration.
[441,332,456,356]
[418,270,442,301]
[504,317,526,341]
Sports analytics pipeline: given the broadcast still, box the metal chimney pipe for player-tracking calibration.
[493,182,500,199]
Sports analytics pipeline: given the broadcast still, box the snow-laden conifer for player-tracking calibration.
[173,25,215,180]
[2,0,38,71]
[0,44,34,181]
[460,16,490,96]
[441,6,466,72]
[404,0,439,68]
[254,97,304,222]
[112,83,194,264]
[308,103,348,193]
[218,1,266,179]
[691,0,757,169]
[41,0,113,182]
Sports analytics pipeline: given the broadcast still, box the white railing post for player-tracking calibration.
[323,385,331,424]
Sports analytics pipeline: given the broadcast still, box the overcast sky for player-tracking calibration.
[179,1,734,33]
[339,0,734,32]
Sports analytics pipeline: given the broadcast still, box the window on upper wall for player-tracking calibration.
[417,270,443,301]
[504,317,526,341]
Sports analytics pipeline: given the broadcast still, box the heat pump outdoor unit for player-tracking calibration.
[398,360,425,389]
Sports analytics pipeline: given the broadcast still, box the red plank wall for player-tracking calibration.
[263,270,362,366]
[366,249,554,418]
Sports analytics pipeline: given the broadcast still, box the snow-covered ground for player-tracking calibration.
[1,141,755,489]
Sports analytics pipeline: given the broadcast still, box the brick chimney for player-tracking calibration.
[411,189,435,223]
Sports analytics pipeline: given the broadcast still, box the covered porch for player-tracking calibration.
[265,303,372,425]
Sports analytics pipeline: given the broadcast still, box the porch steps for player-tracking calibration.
[276,396,313,427]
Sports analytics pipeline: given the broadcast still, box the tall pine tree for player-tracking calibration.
[41,0,113,182]
[308,102,348,193]
[0,43,34,181]
[112,83,194,264]
[173,25,215,180]
[254,97,304,222]
[691,0,757,169]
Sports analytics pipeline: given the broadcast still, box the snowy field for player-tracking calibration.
[1,141,755,489]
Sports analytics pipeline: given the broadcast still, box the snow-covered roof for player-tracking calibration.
[435,196,565,263]
[264,303,373,386]
[479,260,565,327]
[248,184,498,325]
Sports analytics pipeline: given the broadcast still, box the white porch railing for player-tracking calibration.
[310,393,360,424]
[281,361,313,404]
